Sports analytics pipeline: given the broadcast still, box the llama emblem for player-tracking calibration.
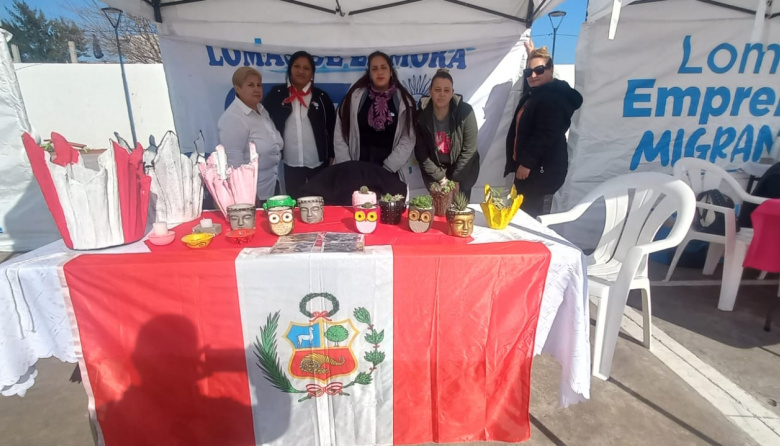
[284,319,359,381]
[254,292,387,402]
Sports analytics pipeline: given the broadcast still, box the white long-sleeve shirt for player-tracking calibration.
[218,99,283,200]
[282,82,321,168]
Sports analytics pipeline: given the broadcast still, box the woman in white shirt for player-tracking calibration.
[263,51,336,199]
[218,67,283,203]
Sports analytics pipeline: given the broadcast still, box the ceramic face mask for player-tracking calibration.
[227,203,256,230]
[408,208,433,233]
[298,196,325,224]
[449,213,475,238]
[268,207,295,236]
[354,207,379,233]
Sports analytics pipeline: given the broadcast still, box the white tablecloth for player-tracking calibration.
[0,208,589,406]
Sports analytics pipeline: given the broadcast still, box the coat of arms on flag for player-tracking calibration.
[254,292,386,402]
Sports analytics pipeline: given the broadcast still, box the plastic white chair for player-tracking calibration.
[666,158,767,310]
[539,172,695,380]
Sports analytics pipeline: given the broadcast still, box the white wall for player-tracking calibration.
[14,63,175,149]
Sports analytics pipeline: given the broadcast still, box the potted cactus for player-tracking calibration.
[354,202,379,234]
[378,193,406,225]
[429,179,458,217]
[445,192,475,238]
[408,194,434,233]
[352,185,377,208]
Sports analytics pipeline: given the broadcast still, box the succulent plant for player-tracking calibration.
[361,201,375,208]
[380,193,405,202]
[488,187,511,210]
[359,186,370,194]
[452,192,469,212]
[409,194,433,209]
[430,180,456,194]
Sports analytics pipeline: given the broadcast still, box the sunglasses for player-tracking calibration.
[523,64,550,78]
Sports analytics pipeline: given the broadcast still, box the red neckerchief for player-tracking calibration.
[282,85,311,107]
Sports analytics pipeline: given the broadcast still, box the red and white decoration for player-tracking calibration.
[62,242,551,445]
[21,132,150,250]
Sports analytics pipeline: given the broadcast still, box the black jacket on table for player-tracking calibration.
[263,85,337,162]
[504,79,583,184]
[415,95,480,188]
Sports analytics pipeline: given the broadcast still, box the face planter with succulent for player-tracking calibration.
[354,202,379,234]
[408,194,434,233]
[378,193,406,225]
[429,180,458,217]
[445,192,475,238]
[352,185,377,208]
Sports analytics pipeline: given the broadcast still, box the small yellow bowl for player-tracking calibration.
[181,233,214,249]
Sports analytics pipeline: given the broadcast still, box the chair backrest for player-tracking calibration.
[573,172,696,266]
[672,158,747,207]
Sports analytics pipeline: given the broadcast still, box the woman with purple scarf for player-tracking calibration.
[334,51,417,183]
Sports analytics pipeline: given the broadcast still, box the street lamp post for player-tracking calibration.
[102,7,138,148]
[548,10,567,63]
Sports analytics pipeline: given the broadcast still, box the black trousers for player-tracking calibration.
[513,169,565,218]
[284,163,327,199]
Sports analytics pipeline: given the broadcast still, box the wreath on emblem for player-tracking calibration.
[298,292,339,320]
[254,292,385,402]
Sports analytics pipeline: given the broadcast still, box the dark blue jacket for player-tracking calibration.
[263,85,336,162]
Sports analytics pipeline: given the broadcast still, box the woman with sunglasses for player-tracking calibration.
[415,69,479,200]
[263,51,336,199]
[504,46,582,217]
[334,51,417,183]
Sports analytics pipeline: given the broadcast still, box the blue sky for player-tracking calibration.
[3,0,587,64]
[531,0,587,64]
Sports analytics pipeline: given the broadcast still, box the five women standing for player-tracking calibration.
[218,45,580,217]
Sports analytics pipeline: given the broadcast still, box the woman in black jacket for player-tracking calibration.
[263,51,336,198]
[416,69,479,200]
[505,47,582,217]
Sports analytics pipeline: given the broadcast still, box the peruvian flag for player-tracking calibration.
[62,242,550,445]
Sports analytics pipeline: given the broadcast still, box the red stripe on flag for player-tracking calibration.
[392,241,551,444]
[63,250,255,446]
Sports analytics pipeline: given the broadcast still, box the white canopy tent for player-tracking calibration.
[589,0,777,41]
[102,0,562,45]
[0,0,575,251]
[0,30,60,251]
[100,0,567,197]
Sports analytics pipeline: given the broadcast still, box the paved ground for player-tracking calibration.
[640,261,780,419]
[0,251,777,445]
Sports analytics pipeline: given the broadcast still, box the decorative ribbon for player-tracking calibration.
[309,311,332,321]
[306,382,344,398]
[282,85,311,107]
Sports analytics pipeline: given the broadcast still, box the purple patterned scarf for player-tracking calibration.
[367,84,397,131]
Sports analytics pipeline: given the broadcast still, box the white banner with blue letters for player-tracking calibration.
[159,35,528,196]
[558,1,780,210]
